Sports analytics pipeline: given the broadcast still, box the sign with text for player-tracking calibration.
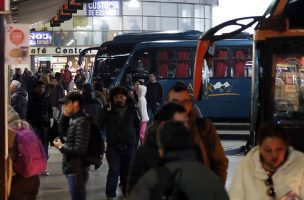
[86,0,121,16]
[5,24,30,65]
[30,47,97,55]
[30,32,52,46]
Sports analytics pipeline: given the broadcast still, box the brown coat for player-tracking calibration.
[189,114,228,184]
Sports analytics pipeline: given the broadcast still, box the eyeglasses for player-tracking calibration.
[264,176,276,198]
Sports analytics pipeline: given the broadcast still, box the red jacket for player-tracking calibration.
[63,69,72,84]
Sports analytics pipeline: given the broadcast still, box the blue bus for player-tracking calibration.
[115,37,253,120]
[192,0,304,151]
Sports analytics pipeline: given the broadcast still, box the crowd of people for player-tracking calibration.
[7,67,304,200]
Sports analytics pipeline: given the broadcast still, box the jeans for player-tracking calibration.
[105,145,135,198]
[66,172,89,200]
[33,127,48,159]
[147,103,160,123]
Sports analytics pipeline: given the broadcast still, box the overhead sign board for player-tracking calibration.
[30,32,52,46]
[86,0,121,16]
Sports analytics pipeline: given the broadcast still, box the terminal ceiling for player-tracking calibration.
[10,0,66,27]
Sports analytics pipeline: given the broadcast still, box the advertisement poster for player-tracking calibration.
[5,24,30,65]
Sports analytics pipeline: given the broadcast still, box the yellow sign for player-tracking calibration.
[73,16,88,28]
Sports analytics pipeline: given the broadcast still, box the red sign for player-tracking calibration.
[9,29,25,46]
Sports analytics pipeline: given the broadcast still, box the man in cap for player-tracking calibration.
[54,91,91,200]
[96,86,140,200]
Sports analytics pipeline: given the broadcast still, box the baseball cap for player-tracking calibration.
[58,91,83,104]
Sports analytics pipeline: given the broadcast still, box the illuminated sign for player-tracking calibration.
[30,32,52,46]
[86,0,121,16]
[30,47,97,55]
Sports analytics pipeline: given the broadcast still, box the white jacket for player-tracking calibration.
[229,146,304,200]
[137,85,149,122]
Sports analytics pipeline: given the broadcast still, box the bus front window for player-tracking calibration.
[129,50,151,80]
[94,54,128,88]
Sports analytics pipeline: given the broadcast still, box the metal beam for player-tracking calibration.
[0,15,8,200]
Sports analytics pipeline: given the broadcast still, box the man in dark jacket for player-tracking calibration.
[54,91,91,200]
[128,121,229,200]
[82,83,102,117]
[96,86,140,200]
[10,80,28,119]
[26,80,52,175]
[46,76,65,121]
[145,73,163,121]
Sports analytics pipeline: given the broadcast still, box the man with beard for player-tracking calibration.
[96,86,140,200]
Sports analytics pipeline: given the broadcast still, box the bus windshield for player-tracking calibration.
[89,30,202,88]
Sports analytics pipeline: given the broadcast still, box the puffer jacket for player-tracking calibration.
[59,111,91,175]
[11,88,28,119]
[97,101,140,147]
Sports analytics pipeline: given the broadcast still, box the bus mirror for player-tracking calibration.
[202,59,210,100]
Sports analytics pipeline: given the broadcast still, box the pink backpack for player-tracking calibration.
[9,121,47,177]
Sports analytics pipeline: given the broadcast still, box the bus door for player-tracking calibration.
[252,37,304,152]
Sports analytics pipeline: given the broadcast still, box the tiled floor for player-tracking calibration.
[37,140,246,200]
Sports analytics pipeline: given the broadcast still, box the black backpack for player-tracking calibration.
[151,166,187,200]
[84,116,105,169]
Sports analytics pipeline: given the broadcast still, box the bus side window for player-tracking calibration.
[175,50,190,78]
[214,49,228,78]
[233,49,248,78]
[176,62,189,78]
[157,50,169,78]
